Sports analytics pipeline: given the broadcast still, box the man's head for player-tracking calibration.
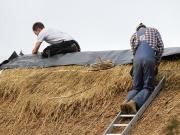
[136,23,146,31]
[32,22,45,36]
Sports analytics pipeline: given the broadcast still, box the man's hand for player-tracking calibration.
[32,48,38,54]
[154,64,159,76]
[32,41,42,54]
[130,66,133,77]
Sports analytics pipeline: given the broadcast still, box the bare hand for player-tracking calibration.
[32,42,42,54]
[154,64,158,76]
[32,48,38,54]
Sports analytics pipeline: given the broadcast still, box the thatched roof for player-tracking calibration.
[0,60,179,134]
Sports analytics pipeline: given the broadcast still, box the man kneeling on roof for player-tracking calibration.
[32,22,80,57]
[121,23,164,114]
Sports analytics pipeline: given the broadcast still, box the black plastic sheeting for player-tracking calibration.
[0,47,180,69]
[0,51,19,67]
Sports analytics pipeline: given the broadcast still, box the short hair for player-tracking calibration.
[136,23,146,31]
[32,22,45,31]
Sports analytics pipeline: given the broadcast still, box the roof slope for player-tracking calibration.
[0,60,179,134]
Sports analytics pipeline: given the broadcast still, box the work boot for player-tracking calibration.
[126,100,137,114]
[121,100,137,114]
[120,100,128,114]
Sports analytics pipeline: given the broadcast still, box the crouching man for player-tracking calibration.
[121,23,164,114]
[32,22,80,57]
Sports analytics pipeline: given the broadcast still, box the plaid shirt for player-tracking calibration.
[130,27,164,64]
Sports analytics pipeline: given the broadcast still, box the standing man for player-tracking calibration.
[121,23,164,114]
[32,22,80,57]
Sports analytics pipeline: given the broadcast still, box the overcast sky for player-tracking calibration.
[0,0,179,60]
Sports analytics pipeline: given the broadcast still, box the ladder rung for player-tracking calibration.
[120,114,136,117]
[113,124,128,127]
[106,134,122,135]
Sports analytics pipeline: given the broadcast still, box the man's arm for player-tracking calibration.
[32,41,42,54]
[130,33,138,55]
[156,30,164,65]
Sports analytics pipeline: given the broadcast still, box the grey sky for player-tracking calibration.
[0,0,179,60]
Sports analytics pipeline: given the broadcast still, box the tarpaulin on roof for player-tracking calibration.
[0,47,180,69]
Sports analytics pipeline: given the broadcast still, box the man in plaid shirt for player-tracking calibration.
[121,23,164,114]
[130,24,164,65]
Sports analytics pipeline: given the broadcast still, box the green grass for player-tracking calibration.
[165,118,179,135]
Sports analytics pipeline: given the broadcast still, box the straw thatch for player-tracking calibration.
[0,60,179,135]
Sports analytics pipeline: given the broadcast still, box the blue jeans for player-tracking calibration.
[126,42,155,109]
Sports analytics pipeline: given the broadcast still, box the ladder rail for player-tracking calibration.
[103,110,122,134]
[103,76,165,135]
[121,76,165,135]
